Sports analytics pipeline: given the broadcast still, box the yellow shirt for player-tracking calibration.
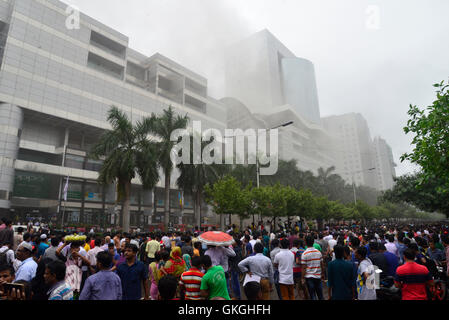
[84,243,91,252]
[146,240,161,259]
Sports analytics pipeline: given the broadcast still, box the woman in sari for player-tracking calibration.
[149,251,163,300]
[159,246,186,279]
[183,254,192,271]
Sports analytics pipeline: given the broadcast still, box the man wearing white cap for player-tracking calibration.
[14,242,37,282]
[37,234,50,259]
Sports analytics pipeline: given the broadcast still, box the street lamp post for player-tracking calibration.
[256,121,294,224]
[350,167,376,204]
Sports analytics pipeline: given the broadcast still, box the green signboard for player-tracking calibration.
[13,172,51,199]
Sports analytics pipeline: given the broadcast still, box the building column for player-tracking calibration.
[0,104,23,213]
[57,127,69,224]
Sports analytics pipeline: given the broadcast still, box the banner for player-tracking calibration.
[63,176,69,201]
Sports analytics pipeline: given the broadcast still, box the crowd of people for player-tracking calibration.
[0,215,448,301]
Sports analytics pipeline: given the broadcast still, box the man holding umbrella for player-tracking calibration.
[199,231,236,297]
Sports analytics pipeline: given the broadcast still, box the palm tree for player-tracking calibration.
[90,106,160,232]
[176,134,223,230]
[151,106,188,231]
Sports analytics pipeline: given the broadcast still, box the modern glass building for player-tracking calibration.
[0,0,226,228]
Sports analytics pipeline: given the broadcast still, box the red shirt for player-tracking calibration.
[394,261,432,300]
[179,267,204,300]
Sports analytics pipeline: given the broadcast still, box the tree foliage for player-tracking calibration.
[150,106,189,230]
[90,106,159,232]
[381,173,449,216]
[401,80,449,201]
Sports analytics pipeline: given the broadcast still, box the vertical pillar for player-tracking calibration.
[58,128,69,224]
[0,104,23,213]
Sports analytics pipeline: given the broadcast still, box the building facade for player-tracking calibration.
[224,30,333,174]
[225,29,321,125]
[321,113,378,189]
[372,136,396,191]
[0,0,226,228]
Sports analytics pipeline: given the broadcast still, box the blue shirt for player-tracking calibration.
[79,270,122,300]
[383,251,399,277]
[245,243,253,256]
[427,248,445,262]
[327,259,355,300]
[48,281,73,300]
[397,243,407,264]
[14,257,37,282]
[116,260,148,300]
[37,242,49,258]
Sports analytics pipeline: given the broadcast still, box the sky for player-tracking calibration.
[64,0,449,177]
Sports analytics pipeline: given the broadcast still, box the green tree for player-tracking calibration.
[265,184,288,225]
[177,133,222,229]
[328,201,347,223]
[382,173,449,216]
[401,80,449,203]
[205,176,250,228]
[91,107,160,232]
[151,106,188,230]
[312,196,331,230]
[230,164,257,188]
[354,200,375,223]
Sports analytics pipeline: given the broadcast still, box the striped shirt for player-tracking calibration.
[394,261,432,300]
[48,281,73,300]
[301,247,323,279]
[179,267,204,300]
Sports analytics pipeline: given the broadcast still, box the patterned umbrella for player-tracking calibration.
[198,231,235,246]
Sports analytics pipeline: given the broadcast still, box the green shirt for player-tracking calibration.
[200,265,230,300]
[313,243,322,252]
[435,242,445,251]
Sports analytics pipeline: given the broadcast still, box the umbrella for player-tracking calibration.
[198,231,235,246]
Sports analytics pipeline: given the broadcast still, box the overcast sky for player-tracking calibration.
[64,0,449,177]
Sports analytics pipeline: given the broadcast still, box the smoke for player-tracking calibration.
[64,0,253,97]
[62,0,449,177]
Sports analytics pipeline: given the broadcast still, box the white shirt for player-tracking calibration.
[249,239,260,251]
[0,246,15,265]
[323,235,333,242]
[79,247,88,271]
[270,247,281,264]
[161,236,171,248]
[86,246,104,266]
[240,235,253,242]
[328,239,337,250]
[357,258,377,300]
[274,249,294,285]
[385,241,399,257]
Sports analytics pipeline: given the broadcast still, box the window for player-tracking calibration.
[84,182,102,202]
[90,30,126,59]
[65,154,84,170]
[0,190,7,200]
